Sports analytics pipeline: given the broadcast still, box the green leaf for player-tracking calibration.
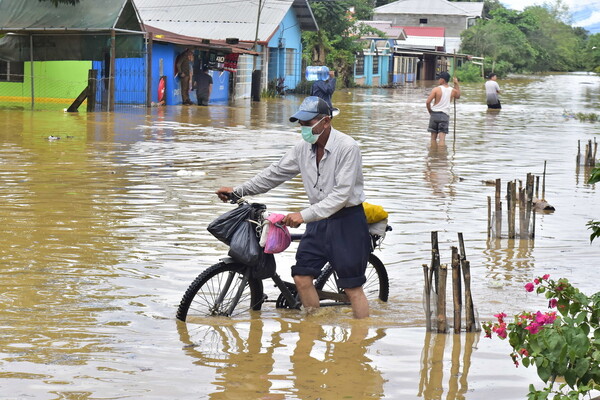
[564,368,577,388]
[575,358,590,378]
[588,167,600,184]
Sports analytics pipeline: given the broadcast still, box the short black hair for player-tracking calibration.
[488,73,497,79]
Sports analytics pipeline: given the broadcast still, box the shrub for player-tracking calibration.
[455,62,484,83]
[484,275,600,399]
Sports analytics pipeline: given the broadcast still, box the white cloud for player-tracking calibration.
[501,0,598,12]
[573,10,600,28]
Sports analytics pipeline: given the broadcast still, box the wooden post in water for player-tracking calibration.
[594,138,598,166]
[525,173,534,238]
[487,196,492,239]
[535,176,540,199]
[495,179,502,238]
[451,246,462,334]
[431,232,440,293]
[437,264,448,333]
[423,264,431,331]
[507,181,515,238]
[463,260,476,331]
[519,187,526,239]
[531,209,536,239]
[577,140,581,165]
[542,161,547,200]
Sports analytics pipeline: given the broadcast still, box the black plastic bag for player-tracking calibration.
[252,252,276,280]
[207,203,253,245]
[228,220,262,266]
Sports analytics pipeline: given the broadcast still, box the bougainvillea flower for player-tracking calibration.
[525,322,541,334]
[542,274,550,280]
[548,298,557,308]
[525,282,535,292]
[519,348,529,357]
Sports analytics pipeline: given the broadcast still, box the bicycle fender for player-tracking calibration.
[219,256,240,265]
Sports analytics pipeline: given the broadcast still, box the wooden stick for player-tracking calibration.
[437,264,448,333]
[542,161,547,200]
[487,196,492,239]
[423,264,431,331]
[531,208,536,239]
[577,140,581,165]
[507,181,515,238]
[519,187,526,239]
[452,246,462,334]
[463,260,475,332]
[431,231,440,293]
[535,175,539,199]
[525,173,534,238]
[495,179,502,238]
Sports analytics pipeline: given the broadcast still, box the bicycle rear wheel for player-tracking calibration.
[176,262,264,321]
[314,254,389,302]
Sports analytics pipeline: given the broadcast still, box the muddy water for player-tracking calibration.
[0,72,598,399]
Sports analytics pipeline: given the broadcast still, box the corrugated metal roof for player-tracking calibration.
[375,0,483,17]
[0,0,144,33]
[135,0,317,43]
[358,20,406,40]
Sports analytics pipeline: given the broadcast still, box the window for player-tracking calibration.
[355,54,365,76]
[419,18,428,24]
[0,61,24,82]
[285,48,295,76]
[373,55,379,75]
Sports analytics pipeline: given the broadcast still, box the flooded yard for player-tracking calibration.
[0,72,598,399]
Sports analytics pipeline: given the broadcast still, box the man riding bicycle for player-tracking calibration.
[216,96,372,319]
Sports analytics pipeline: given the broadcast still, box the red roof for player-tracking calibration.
[400,26,445,37]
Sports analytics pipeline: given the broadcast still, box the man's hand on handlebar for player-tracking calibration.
[282,212,304,228]
[216,187,234,202]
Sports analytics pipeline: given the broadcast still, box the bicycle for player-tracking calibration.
[176,196,391,322]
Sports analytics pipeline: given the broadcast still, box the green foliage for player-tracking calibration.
[290,79,313,95]
[454,62,484,83]
[574,113,599,123]
[484,275,600,398]
[460,0,593,73]
[588,167,600,243]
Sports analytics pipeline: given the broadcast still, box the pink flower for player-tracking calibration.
[542,274,550,280]
[548,298,557,308]
[519,348,529,357]
[493,324,507,339]
[534,278,540,285]
[525,322,541,334]
[525,282,535,292]
[494,312,507,323]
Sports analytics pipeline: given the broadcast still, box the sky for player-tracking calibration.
[500,0,600,34]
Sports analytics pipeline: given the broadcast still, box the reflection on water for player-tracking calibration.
[0,72,599,398]
[178,317,385,399]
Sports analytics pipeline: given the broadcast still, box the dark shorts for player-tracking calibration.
[292,204,371,289]
[428,111,449,134]
[487,101,501,109]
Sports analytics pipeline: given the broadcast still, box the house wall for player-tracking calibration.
[0,60,90,106]
[374,14,468,37]
[266,7,303,90]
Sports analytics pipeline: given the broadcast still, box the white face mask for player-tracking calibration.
[300,117,326,144]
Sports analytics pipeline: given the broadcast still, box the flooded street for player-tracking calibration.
[0,72,599,399]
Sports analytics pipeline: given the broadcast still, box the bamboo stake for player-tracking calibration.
[542,161,547,200]
[535,176,540,199]
[525,173,534,238]
[463,260,475,332]
[495,179,502,238]
[452,246,462,334]
[519,187,526,239]
[593,139,598,166]
[431,232,440,293]
[531,208,536,239]
[423,264,432,331]
[507,181,515,238]
[487,196,492,239]
[437,264,448,333]
[577,140,581,165]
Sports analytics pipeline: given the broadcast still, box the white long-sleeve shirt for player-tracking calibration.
[234,128,366,223]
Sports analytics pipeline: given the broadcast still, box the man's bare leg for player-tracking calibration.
[344,286,369,319]
[294,275,319,312]
[438,132,446,144]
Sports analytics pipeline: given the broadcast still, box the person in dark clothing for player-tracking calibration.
[311,69,336,108]
[176,50,194,105]
[195,66,213,106]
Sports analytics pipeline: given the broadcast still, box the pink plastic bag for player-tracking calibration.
[264,213,291,254]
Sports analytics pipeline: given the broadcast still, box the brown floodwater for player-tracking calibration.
[0,72,598,399]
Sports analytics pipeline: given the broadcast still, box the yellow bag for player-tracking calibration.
[363,202,388,224]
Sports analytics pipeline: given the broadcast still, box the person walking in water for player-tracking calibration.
[426,71,461,144]
[194,65,213,106]
[311,68,336,108]
[216,96,371,319]
[485,73,501,109]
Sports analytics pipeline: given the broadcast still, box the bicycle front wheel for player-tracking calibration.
[176,262,264,321]
[315,254,389,302]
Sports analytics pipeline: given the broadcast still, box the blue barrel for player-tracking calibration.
[305,66,330,81]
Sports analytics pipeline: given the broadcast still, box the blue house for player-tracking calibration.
[135,0,318,103]
[354,40,393,87]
